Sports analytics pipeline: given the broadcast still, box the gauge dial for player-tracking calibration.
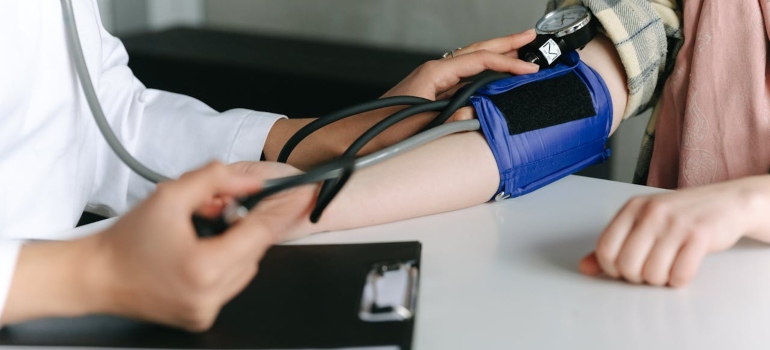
[535,5,591,37]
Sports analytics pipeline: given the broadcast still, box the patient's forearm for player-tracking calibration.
[579,33,628,134]
[310,131,500,232]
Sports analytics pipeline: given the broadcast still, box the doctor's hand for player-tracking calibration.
[382,28,540,122]
[263,29,540,168]
[343,29,540,162]
[384,28,539,104]
[578,176,770,287]
[93,161,317,331]
[2,161,317,331]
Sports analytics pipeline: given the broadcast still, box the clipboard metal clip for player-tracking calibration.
[359,260,419,322]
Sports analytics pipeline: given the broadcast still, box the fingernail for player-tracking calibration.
[526,62,540,71]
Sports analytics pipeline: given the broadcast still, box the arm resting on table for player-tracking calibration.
[297,33,628,234]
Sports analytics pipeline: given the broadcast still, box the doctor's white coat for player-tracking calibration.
[0,0,284,320]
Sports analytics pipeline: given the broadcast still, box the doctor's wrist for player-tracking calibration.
[2,236,109,324]
[73,233,122,317]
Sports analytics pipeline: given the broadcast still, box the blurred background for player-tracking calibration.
[97,0,651,184]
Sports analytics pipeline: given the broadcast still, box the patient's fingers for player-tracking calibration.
[579,253,603,276]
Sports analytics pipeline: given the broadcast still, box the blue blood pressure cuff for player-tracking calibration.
[471,51,612,201]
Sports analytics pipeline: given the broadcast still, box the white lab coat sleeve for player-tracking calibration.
[0,241,22,327]
[85,5,285,215]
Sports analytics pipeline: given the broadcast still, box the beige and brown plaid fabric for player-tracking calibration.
[545,0,684,184]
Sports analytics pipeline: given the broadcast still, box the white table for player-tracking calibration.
[60,175,770,350]
[291,175,770,350]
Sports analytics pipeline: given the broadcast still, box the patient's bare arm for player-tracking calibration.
[292,33,629,234]
[579,34,628,134]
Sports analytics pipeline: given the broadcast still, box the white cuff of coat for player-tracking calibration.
[227,110,286,163]
[0,241,22,327]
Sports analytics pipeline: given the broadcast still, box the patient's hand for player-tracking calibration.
[580,176,770,287]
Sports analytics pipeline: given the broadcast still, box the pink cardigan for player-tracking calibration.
[647,0,770,188]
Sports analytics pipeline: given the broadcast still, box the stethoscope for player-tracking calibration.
[60,0,522,237]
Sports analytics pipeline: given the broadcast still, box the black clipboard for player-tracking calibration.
[0,241,421,349]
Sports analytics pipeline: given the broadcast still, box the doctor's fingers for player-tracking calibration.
[436,82,468,101]
[166,162,266,213]
[199,218,276,268]
[452,49,539,76]
[202,185,316,261]
[447,106,476,122]
[211,259,260,304]
[175,220,271,296]
[450,29,537,58]
[189,161,306,217]
[172,262,258,332]
[425,50,539,95]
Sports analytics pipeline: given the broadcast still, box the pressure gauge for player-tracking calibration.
[520,5,597,68]
[536,5,592,38]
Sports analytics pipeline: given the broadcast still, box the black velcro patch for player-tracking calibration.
[488,71,596,136]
